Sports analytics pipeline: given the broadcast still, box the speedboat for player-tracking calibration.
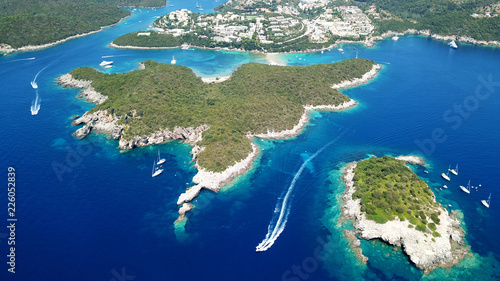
[99,60,113,67]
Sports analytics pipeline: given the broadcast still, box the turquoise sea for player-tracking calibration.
[1,0,500,280]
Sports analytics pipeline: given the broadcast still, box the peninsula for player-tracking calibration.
[58,58,380,223]
[112,0,500,52]
[0,0,165,55]
[341,156,469,273]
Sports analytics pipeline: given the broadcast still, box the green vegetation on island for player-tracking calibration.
[352,156,442,236]
[0,0,165,49]
[369,0,500,41]
[113,31,213,48]
[69,58,375,172]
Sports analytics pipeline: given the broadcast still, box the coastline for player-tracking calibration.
[340,160,470,273]
[369,29,500,47]
[108,28,500,56]
[331,64,382,89]
[1,16,129,56]
[58,61,380,225]
[201,75,232,83]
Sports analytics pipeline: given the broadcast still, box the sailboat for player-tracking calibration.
[441,165,451,181]
[481,193,491,208]
[152,159,163,177]
[449,164,458,176]
[171,56,176,65]
[157,150,166,165]
[459,180,471,194]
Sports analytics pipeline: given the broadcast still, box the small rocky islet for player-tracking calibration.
[340,156,470,273]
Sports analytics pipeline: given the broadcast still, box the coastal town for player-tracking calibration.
[150,0,374,49]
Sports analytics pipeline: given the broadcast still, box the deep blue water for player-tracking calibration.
[1,1,500,280]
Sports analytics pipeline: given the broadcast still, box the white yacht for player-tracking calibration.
[338,48,344,52]
[449,164,458,176]
[152,160,163,177]
[392,35,399,41]
[441,165,451,181]
[171,56,177,65]
[460,180,471,194]
[157,150,166,165]
[99,60,113,67]
[448,40,458,49]
[443,185,448,189]
[481,193,491,208]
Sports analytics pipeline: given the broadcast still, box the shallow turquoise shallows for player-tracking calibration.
[1,0,500,280]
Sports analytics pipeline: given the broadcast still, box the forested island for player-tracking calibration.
[58,58,379,222]
[0,0,165,54]
[341,156,469,273]
[371,0,500,42]
[111,0,500,52]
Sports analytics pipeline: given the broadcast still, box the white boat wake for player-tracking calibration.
[30,89,41,115]
[255,139,336,252]
[31,64,50,89]
[5,57,35,63]
[101,54,130,58]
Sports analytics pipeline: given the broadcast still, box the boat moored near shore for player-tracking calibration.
[460,180,471,194]
[450,164,458,176]
[99,60,113,68]
[441,165,451,181]
[482,193,491,208]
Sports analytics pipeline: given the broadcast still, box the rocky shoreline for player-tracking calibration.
[395,155,426,166]
[331,64,382,89]
[177,143,259,221]
[340,161,470,273]
[369,29,500,47]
